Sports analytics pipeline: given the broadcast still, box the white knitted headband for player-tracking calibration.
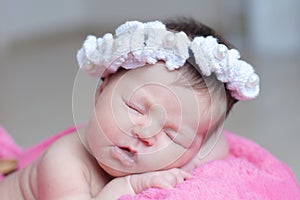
[77,20,260,100]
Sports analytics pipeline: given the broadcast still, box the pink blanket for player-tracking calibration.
[1,125,300,199]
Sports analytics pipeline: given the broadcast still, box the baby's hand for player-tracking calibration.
[129,168,192,193]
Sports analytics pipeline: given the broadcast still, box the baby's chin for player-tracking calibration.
[99,162,136,177]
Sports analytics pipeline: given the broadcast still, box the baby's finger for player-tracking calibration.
[164,171,179,186]
[175,170,191,185]
[180,169,193,180]
[151,176,173,189]
[169,168,192,180]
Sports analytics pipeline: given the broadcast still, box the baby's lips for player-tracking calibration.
[111,146,137,167]
[124,146,138,154]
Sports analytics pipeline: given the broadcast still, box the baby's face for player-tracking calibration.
[84,63,211,176]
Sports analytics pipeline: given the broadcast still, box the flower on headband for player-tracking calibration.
[76,20,260,100]
[77,21,191,77]
[190,36,260,100]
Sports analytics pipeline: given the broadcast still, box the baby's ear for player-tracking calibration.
[94,76,110,104]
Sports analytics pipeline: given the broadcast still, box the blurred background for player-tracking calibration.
[0,0,299,181]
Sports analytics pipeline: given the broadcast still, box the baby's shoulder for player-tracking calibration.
[39,133,90,170]
[36,133,108,197]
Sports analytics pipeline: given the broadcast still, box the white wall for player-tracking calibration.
[1,0,224,46]
[1,0,88,43]
[246,0,300,55]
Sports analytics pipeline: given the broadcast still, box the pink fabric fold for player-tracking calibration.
[1,126,299,199]
[0,126,22,181]
[0,126,21,158]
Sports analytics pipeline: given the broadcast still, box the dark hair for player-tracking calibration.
[164,17,238,117]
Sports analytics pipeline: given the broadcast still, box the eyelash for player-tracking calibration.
[125,101,144,115]
[165,130,187,148]
[165,129,178,140]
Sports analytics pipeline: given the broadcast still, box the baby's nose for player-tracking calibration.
[132,124,160,146]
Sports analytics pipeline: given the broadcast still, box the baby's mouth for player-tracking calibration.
[111,146,137,167]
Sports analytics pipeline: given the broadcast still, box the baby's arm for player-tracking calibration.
[35,133,109,200]
[0,136,94,200]
[36,143,93,200]
[98,168,191,199]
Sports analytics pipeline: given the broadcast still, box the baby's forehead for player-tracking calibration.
[117,63,202,91]
[114,63,210,101]
[119,67,209,106]
[123,63,181,83]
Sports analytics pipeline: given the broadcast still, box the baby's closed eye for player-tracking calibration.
[164,128,178,140]
[124,100,146,116]
[165,128,195,149]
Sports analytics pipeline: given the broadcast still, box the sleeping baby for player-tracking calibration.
[0,18,260,199]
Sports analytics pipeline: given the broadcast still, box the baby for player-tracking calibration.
[0,18,259,199]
